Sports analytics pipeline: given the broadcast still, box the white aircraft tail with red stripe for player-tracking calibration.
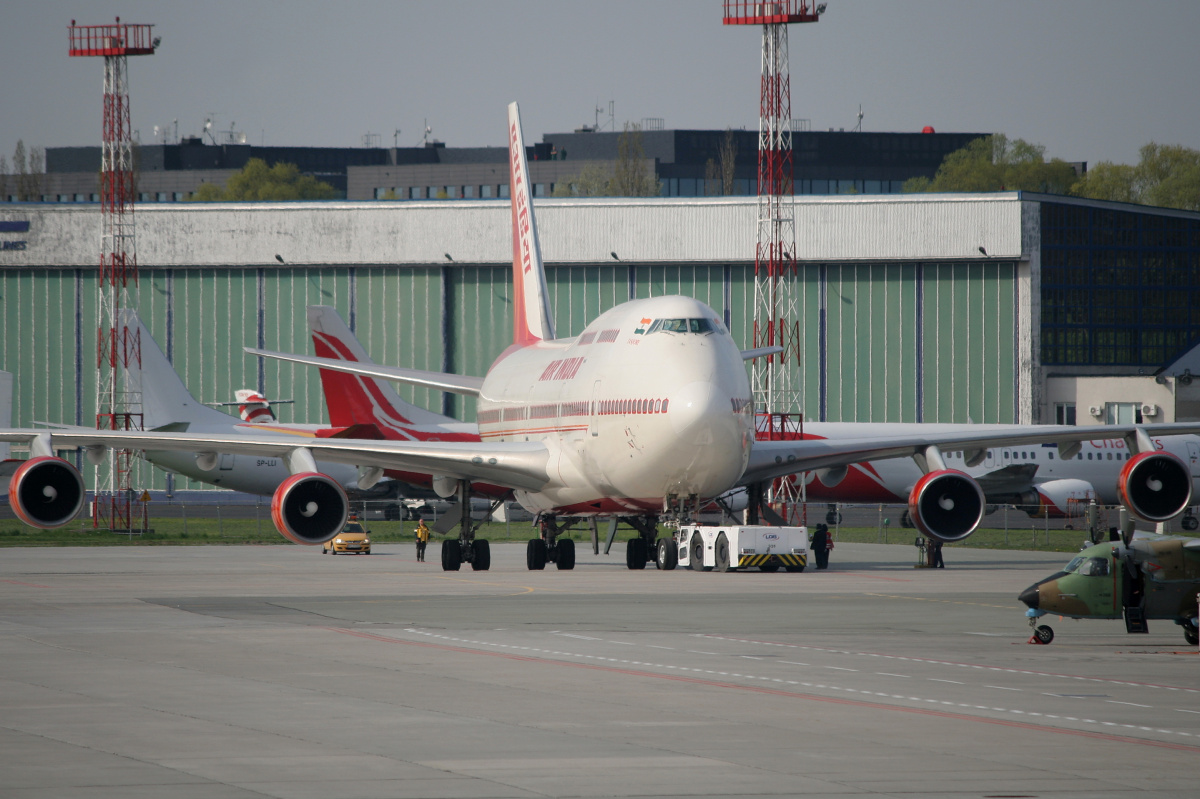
[507,102,556,346]
[233,390,276,423]
[307,305,457,430]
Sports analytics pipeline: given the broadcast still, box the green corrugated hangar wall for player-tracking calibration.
[0,260,1017,490]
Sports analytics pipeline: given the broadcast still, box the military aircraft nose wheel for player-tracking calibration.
[1027,620,1054,645]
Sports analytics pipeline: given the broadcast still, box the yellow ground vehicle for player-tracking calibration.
[323,520,371,555]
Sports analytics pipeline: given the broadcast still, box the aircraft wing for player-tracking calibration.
[740,423,1200,486]
[0,429,548,491]
[245,347,484,397]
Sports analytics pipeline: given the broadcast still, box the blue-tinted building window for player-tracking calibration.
[1040,202,1200,367]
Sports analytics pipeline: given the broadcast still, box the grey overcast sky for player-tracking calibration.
[4,1,1198,169]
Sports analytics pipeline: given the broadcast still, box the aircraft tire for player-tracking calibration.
[759,562,780,572]
[1184,623,1199,646]
[688,533,709,571]
[526,538,547,570]
[472,539,491,571]
[625,538,646,570]
[555,538,576,570]
[785,564,805,573]
[826,510,842,526]
[713,533,731,572]
[655,537,677,570]
[1183,515,1199,532]
[1034,625,1054,644]
[442,539,462,572]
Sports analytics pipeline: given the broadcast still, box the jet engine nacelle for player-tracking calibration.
[1117,451,1193,523]
[8,456,86,529]
[270,472,349,545]
[1015,478,1096,519]
[907,469,985,543]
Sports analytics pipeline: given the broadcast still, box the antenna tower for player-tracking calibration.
[724,1,821,523]
[69,18,156,531]
[723,1,820,415]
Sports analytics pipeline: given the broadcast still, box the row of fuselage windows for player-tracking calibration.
[946,448,1132,462]
[477,398,670,425]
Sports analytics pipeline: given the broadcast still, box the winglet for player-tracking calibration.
[508,102,555,345]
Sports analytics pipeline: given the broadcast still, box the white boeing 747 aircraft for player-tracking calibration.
[5,103,1200,573]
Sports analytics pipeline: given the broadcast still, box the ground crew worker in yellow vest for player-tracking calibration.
[415,518,430,562]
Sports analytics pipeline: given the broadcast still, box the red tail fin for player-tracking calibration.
[307,305,455,430]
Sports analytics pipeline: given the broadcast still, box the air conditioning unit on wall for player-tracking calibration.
[1141,403,1159,417]
[1088,405,1103,417]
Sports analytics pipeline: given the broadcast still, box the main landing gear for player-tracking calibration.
[526,515,577,570]
[438,481,495,572]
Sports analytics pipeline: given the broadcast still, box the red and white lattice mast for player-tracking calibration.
[723,1,820,415]
[724,2,822,522]
[69,19,155,530]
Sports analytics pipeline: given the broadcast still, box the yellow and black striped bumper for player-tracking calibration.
[738,553,807,568]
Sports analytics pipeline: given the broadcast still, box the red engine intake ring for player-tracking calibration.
[270,472,349,545]
[8,456,86,529]
[1117,451,1192,523]
[907,468,985,544]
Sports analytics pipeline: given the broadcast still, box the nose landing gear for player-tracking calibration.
[1027,618,1054,645]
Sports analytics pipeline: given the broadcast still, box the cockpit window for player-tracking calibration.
[1077,557,1109,577]
[649,318,713,334]
[1064,555,1085,573]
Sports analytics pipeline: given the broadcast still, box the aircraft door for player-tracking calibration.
[1187,441,1200,476]
[219,453,236,470]
[589,380,602,437]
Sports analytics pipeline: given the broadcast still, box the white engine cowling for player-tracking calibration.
[907,469,985,543]
[1117,451,1193,523]
[1015,478,1096,519]
[270,472,349,544]
[8,456,86,529]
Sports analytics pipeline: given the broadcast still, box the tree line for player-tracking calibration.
[904,134,1200,212]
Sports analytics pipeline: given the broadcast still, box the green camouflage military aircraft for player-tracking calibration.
[1019,535,1200,645]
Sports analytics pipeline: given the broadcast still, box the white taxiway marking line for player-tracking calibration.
[1107,701,1152,708]
[986,685,1022,691]
[876,673,910,678]
[825,666,858,672]
[1176,709,1200,715]
[929,679,964,684]
[647,645,675,651]
[395,630,1199,741]
[964,632,1004,636]
[781,661,809,666]
[701,635,1200,694]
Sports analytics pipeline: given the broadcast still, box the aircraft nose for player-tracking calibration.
[1018,583,1040,610]
[668,381,727,440]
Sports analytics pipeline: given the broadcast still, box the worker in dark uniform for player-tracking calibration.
[930,538,944,568]
[811,523,830,570]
